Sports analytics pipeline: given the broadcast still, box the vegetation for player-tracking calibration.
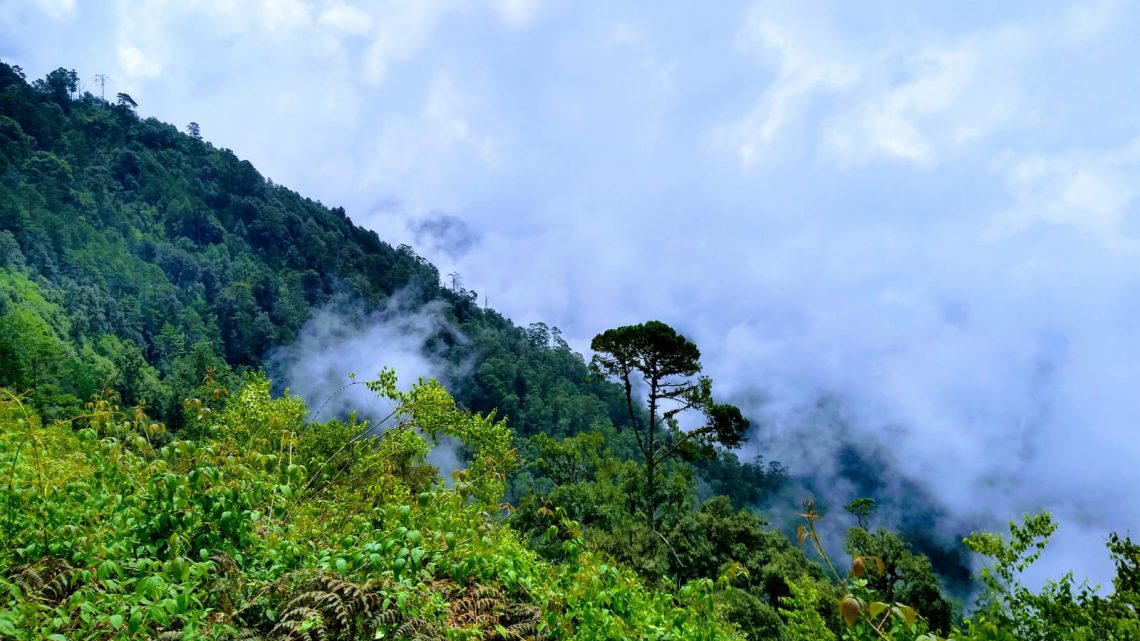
[589,320,749,530]
[1,62,1138,639]
[0,59,631,443]
[0,373,739,639]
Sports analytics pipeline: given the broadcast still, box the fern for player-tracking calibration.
[6,557,76,604]
[387,579,543,640]
[269,571,389,641]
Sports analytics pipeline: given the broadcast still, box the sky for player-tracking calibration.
[4,0,1140,588]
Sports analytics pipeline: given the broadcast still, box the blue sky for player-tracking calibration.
[4,0,1140,586]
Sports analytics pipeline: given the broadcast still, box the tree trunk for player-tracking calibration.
[647,372,658,531]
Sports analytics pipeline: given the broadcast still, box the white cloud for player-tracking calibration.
[117,42,163,80]
[724,0,1123,169]
[362,71,502,211]
[318,3,375,36]
[489,0,541,28]
[605,23,644,48]
[823,45,983,167]
[423,74,500,164]
[717,4,857,165]
[987,138,1140,248]
[256,0,312,33]
[33,0,75,19]
[1058,0,1122,44]
[271,299,462,420]
[362,1,457,85]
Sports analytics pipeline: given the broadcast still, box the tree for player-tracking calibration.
[845,526,953,634]
[116,92,137,109]
[959,512,1136,640]
[32,68,78,106]
[668,496,833,640]
[186,121,201,140]
[845,497,877,530]
[590,320,749,530]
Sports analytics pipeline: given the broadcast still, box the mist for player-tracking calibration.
[270,297,457,418]
[268,295,469,483]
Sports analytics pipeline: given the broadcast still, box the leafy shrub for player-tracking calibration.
[0,374,744,640]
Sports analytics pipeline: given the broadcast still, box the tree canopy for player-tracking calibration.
[590,320,750,529]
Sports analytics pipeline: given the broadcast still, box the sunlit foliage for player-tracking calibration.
[0,375,743,639]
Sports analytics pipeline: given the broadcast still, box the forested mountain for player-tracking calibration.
[0,61,631,437]
[1,62,1137,640]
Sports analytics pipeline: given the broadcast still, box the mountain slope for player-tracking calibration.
[0,60,628,438]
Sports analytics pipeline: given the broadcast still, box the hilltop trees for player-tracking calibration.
[0,60,628,434]
[590,320,749,530]
[31,67,77,106]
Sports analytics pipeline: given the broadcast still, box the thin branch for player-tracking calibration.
[284,420,406,520]
[652,426,713,466]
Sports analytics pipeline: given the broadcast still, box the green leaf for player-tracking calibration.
[896,604,917,629]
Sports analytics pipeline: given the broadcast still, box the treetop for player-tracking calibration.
[590,320,702,379]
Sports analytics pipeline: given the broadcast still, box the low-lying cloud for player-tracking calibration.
[269,295,461,423]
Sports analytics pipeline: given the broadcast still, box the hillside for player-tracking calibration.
[1,62,1138,640]
[0,59,776,520]
[0,62,639,435]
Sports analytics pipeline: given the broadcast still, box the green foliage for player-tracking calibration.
[792,499,949,641]
[692,449,786,509]
[0,60,626,443]
[781,502,1140,641]
[0,270,99,418]
[846,498,877,530]
[960,514,1140,641]
[0,374,744,640]
[845,526,954,634]
[668,496,833,640]
[589,320,750,530]
[780,576,837,641]
[513,429,828,640]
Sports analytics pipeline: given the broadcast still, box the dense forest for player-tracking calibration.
[0,61,1137,640]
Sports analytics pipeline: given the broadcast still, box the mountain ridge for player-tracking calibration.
[0,60,635,440]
